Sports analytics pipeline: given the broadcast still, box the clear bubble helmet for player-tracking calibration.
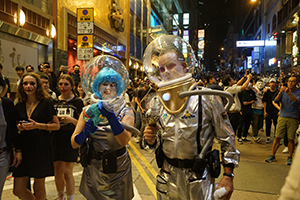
[81,55,129,100]
[143,35,196,87]
[143,35,197,114]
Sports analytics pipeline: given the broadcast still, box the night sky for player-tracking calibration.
[198,0,235,71]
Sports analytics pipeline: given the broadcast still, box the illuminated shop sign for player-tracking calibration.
[236,40,276,47]
[247,56,252,68]
[268,57,277,66]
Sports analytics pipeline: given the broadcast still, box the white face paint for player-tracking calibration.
[99,82,117,99]
[256,81,265,90]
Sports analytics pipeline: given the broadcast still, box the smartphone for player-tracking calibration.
[19,120,30,124]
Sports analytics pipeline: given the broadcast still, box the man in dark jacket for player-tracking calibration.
[237,83,256,144]
[71,64,81,86]
[206,75,223,90]
[0,97,21,197]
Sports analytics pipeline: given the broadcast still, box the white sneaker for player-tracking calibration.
[282,147,289,154]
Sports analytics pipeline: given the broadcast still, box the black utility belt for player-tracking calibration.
[90,147,126,160]
[0,147,7,154]
[165,156,194,169]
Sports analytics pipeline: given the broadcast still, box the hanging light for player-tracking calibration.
[50,24,56,38]
[129,59,132,66]
[19,10,25,27]
[14,13,17,24]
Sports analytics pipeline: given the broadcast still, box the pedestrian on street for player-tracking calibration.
[263,78,279,144]
[0,97,21,198]
[265,76,300,165]
[71,56,135,200]
[142,35,240,200]
[53,74,84,200]
[237,82,256,144]
[71,64,81,86]
[251,79,265,143]
[206,75,224,90]
[223,69,252,141]
[40,74,57,101]
[13,72,60,200]
[75,82,90,106]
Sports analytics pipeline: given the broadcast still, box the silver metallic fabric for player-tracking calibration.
[144,86,240,200]
[157,160,214,200]
[80,98,134,200]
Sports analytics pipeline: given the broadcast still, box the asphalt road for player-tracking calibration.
[2,126,292,200]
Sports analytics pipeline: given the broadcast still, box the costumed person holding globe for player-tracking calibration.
[71,55,135,200]
[142,35,240,200]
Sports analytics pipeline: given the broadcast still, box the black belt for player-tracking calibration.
[0,147,7,154]
[165,156,194,168]
[90,147,126,160]
[228,111,239,113]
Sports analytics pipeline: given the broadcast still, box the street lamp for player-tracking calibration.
[19,9,26,27]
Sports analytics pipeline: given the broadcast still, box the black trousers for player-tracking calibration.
[228,112,241,135]
[265,112,278,137]
[237,113,252,139]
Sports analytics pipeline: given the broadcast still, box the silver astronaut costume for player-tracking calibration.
[80,94,134,200]
[142,35,240,200]
[146,87,239,200]
[79,55,133,200]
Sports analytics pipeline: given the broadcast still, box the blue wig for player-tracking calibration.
[92,67,125,99]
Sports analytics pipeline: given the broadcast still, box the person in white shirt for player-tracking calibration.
[223,70,252,142]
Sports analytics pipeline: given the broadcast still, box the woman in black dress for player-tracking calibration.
[13,72,60,200]
[53,74,83,200]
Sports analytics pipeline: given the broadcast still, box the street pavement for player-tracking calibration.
[2,126,292,200]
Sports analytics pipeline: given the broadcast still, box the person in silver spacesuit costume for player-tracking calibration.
[71,56,134,200]
[142,35,240,200]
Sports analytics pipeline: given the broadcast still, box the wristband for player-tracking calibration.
[14,149,21,153]
[223,172,234,179]
[223,163,235,169]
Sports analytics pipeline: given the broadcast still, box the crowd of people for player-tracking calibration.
[0,62,90,200]
[0,34,299,200]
